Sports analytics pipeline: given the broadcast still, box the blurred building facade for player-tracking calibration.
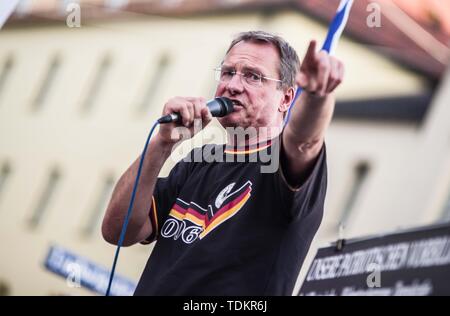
[0,0,449,295]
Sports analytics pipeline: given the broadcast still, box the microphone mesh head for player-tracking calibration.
[217,97,235,116]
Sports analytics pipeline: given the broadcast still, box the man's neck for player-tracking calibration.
[225,125,282,147]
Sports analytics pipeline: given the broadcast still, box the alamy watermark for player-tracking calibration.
[366,2,382,28]
[167,120,283,174]
[63,2,381,30]
[366,263,381,288]
[66,3,81,28]
[66,262,81,288]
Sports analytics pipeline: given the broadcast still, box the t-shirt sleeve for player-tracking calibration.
[140,155,192,244]
[275,143,327,221]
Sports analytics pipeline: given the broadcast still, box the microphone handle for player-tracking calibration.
[157,97,233,124]
[157,113,180,124]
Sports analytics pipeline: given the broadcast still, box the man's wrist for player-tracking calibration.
[302,91,334,106]
[153,133,177,155]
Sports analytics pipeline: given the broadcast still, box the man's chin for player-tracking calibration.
[218,118,239,128]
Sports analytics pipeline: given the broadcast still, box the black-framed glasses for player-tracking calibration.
[214,67,282,87]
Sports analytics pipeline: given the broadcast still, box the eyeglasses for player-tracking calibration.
[214,67,282,87]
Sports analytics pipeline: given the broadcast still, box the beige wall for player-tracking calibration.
[297,66,450,292]
[0,10,445,295]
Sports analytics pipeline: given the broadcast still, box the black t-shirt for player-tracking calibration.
[134,136,327,296]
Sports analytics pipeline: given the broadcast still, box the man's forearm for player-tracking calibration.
[102,134,175,245]
[285,92,335,147]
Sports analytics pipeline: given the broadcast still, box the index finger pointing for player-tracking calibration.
[303,40,318,65]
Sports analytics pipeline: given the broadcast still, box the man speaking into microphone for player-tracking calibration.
[101,31,344,295]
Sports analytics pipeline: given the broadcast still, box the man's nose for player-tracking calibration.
[226,73,244,94]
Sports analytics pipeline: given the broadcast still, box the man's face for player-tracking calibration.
[215,41,293,130]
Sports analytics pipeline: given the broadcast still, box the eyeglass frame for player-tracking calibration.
[214,66,282,87]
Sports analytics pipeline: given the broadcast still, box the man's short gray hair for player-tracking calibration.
[225,30,300,90]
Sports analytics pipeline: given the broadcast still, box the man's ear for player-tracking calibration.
[278,86,295,113]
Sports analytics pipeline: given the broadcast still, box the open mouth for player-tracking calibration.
[230,99,244,107]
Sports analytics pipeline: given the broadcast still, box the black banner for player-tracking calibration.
[299,223,450,296]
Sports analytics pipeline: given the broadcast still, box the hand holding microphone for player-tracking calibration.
[105,96,233,295]
[157,96,234,144]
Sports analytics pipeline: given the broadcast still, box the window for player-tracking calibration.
[28,168,61,229]
[0,55,14,101]
[204,51,225,98]
[81,174,115,237]
[338,162,370,230]
[0,162,11,201]
[32,55,61,112]
[441,190,450,222]
[80,54,112,114]
[0,279,11,296]
[136,53,171,115]
[259,8,277,26]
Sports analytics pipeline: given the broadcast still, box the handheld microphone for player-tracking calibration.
[157,97,234,124]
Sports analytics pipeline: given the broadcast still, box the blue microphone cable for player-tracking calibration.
[104,97,233,295]
[105,0,354,295]
[105,120,159,296]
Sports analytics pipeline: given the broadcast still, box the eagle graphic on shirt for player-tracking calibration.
[160,181,252,244]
